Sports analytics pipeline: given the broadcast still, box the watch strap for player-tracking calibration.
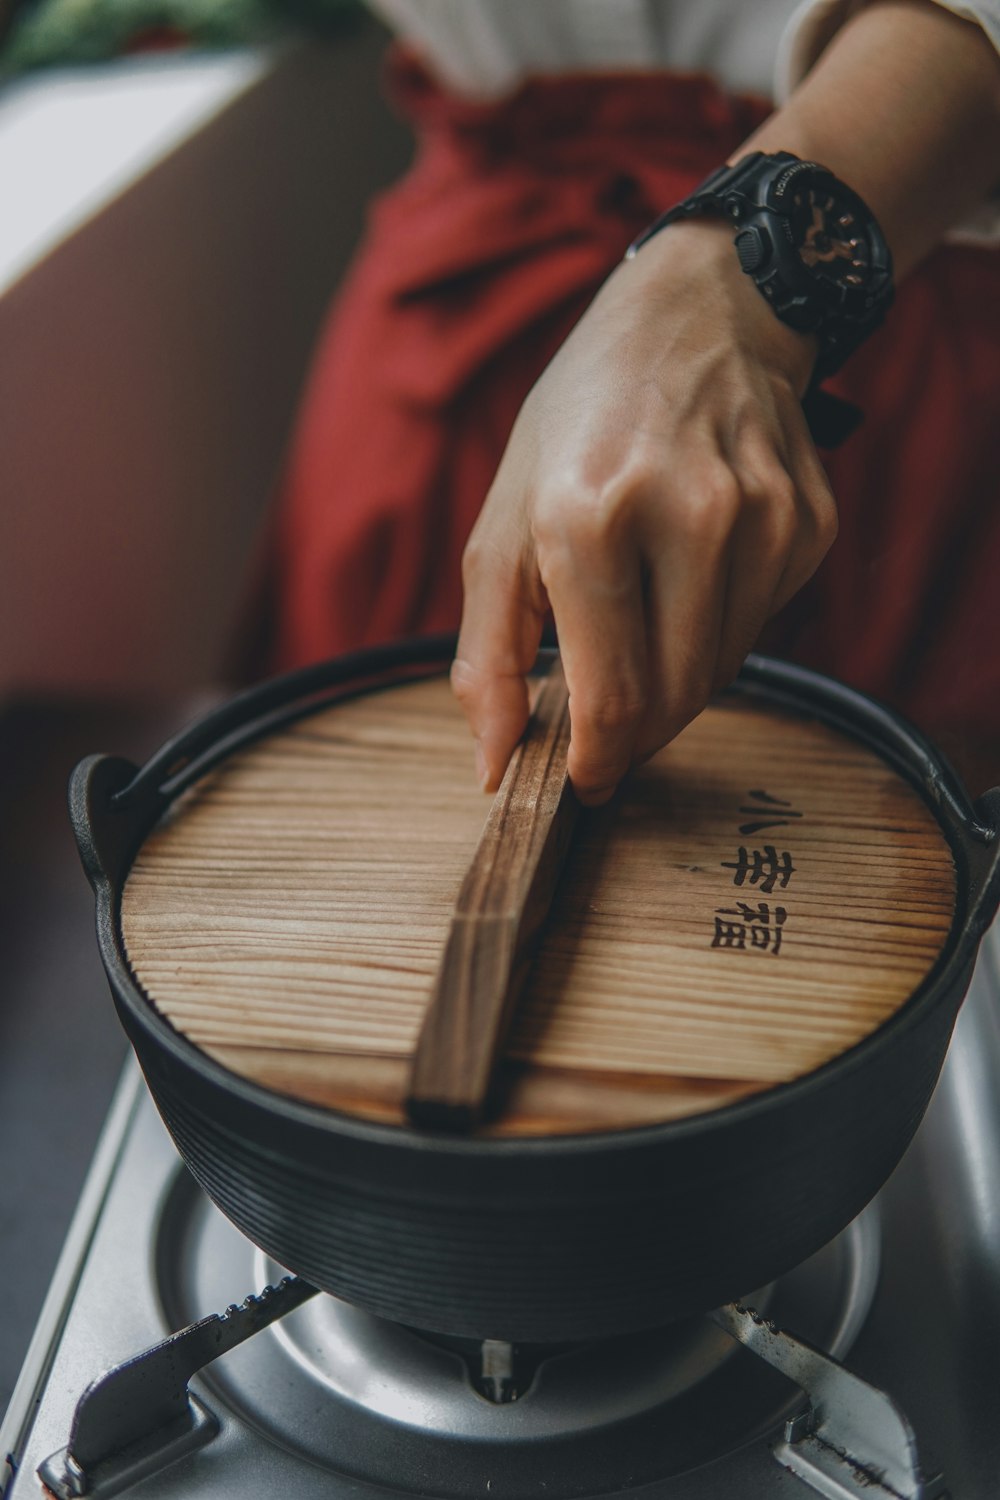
[801,386,863,449]
[626,152,787,258]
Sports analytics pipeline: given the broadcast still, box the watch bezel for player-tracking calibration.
[759,163,893,320]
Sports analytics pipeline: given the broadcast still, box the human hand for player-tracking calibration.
[452,218,837,805]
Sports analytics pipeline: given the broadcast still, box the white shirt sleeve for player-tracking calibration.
[775,0,1000,242]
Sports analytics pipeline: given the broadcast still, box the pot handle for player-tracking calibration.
[69,754,152,894]
[962,785,1000,945]
[67,637,460,892]
[98,637,459,824]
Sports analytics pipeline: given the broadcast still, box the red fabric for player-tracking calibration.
[271,52,1000,752]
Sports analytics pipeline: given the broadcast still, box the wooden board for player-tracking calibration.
[407,661,577,1130]
[121,674,957,1136]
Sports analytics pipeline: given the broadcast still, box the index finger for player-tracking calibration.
[452,532,548,792]
[538,527,647,807]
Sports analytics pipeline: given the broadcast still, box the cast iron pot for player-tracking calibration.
[70,639,1000,1343]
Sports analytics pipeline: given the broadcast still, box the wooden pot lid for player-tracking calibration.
[121,673,956,1138]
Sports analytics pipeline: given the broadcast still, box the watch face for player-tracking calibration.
[789,183,872,292]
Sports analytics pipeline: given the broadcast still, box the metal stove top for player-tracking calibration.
[4,926,1000,1500]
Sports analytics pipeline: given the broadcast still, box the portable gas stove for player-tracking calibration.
[4,923,999,1500]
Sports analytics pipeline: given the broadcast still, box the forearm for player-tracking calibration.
[737,0,1000,277]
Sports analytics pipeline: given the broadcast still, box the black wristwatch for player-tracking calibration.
[627,151,894,386]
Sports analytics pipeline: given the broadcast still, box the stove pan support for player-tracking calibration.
[711,1303,948,1500]
[37,1276,317,1500]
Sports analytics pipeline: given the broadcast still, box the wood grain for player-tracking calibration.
[121,673,957,1136]
[407,661,577,1130]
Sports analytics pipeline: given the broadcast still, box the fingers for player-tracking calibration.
[635,438,836,762]
[768,440,838,616]
[452,520,548,792]
[632,464,734,762]
[709,465,811,690]
[456,476,650,806]
[457,449,834,803]
[702,405,837,695]
[534,491,647,805]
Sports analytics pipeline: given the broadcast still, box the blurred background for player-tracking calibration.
[0,0,411,1413]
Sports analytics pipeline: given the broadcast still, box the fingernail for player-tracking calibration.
[474,739,489,790]
[578,784,616,808]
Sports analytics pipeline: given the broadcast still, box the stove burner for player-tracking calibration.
[155,1168,880,1499]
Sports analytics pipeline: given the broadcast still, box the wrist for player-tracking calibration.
[626,218,819,397]
[626,151,892,387]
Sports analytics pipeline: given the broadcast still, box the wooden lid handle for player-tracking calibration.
[406,661,577,1131]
